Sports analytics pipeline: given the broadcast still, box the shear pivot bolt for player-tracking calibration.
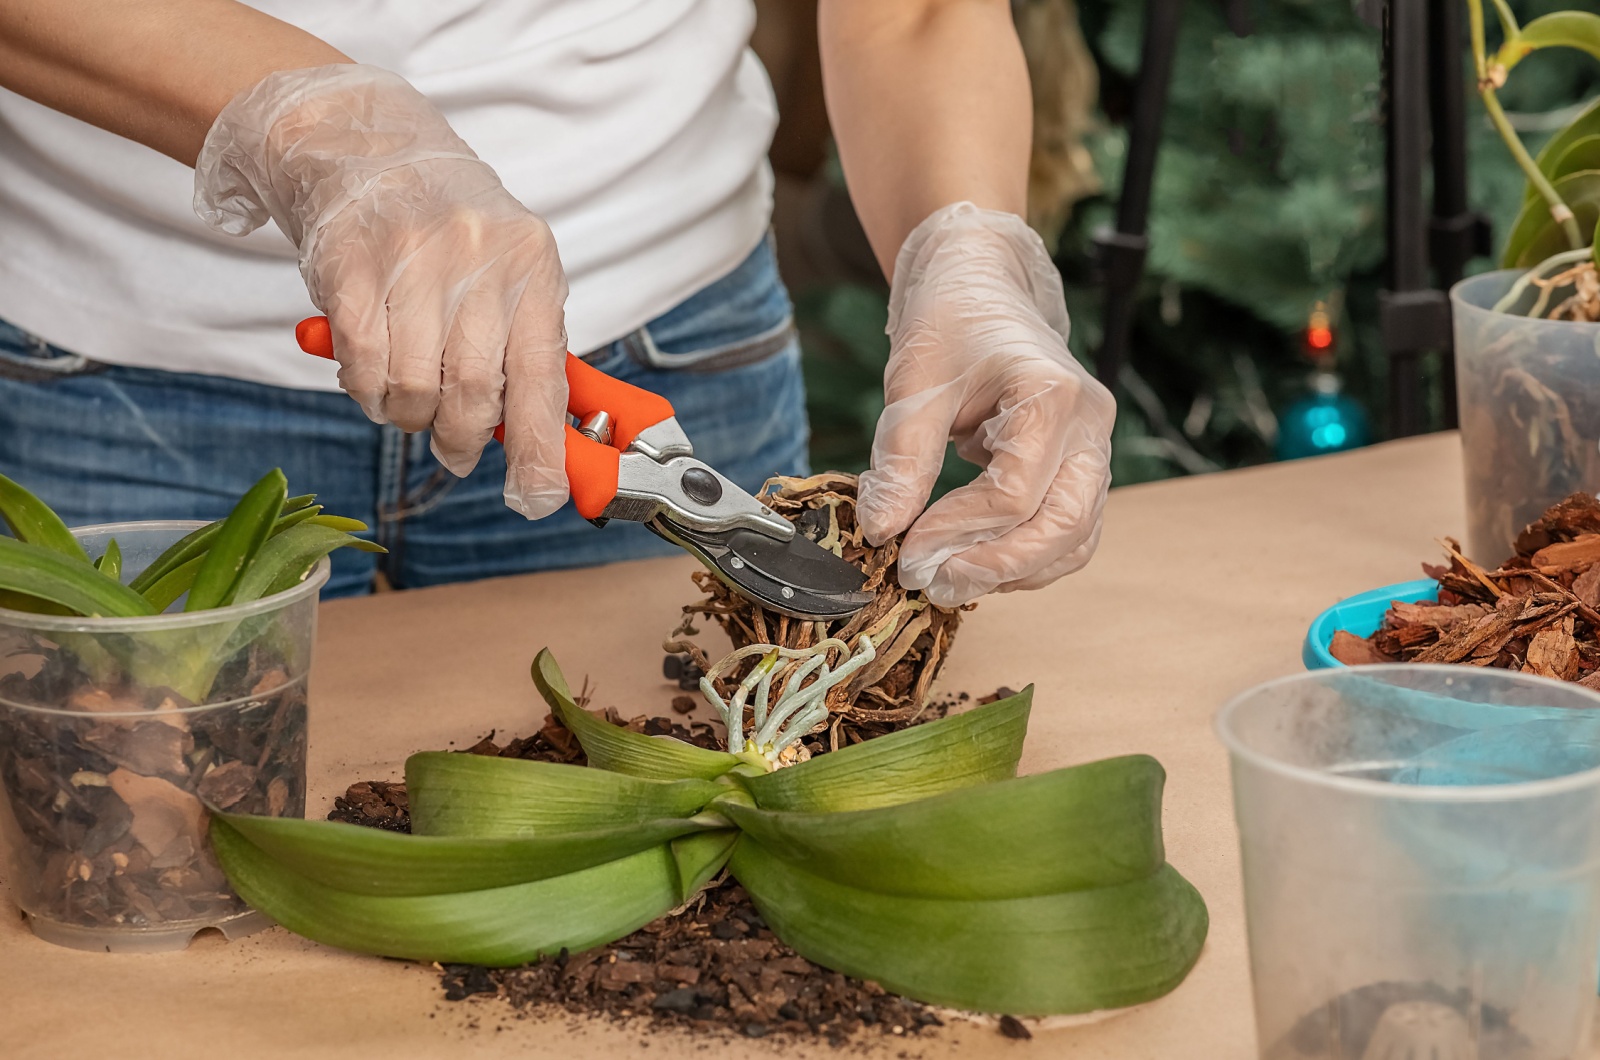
[780,587,795,600]
[680,467,723,506]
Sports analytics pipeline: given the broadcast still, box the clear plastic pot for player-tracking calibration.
[1217,665,1600,1060]
[0,522,324,952]
[1453,270,1600,565]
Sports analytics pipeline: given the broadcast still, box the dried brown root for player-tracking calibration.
[1529,260,1600,322]
[666,473,968,750]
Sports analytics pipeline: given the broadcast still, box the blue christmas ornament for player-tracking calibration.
[1276,372,1370,461]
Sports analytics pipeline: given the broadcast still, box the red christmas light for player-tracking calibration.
[1304,302,1334,355]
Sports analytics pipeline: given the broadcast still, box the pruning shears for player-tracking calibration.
[295,317,872,621]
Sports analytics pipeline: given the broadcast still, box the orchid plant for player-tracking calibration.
[208,648,1209,1017]
[1469,1,1600,319]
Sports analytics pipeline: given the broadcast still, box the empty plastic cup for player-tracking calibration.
[1216,665,1600,1060]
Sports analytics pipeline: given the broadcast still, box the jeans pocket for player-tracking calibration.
[622,315,798,374]
[0,320,105,382]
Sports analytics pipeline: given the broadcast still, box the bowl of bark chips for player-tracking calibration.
[0,522,320,952]
[1318,492,1600,688]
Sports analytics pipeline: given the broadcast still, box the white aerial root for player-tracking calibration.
[698,636,877,764]
[1493,247,1594,316]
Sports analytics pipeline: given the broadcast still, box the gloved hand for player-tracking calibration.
[193,64,569,519]
[857,202,1115,607]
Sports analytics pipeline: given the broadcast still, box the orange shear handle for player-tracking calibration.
[294,315,672,521]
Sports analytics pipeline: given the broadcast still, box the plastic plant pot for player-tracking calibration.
[1454,269,1600,566]
[1217,665,1600,1060]
[0,522,324,952]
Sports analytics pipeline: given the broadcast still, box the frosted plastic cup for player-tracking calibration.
[0,522,323,952]
[1216,665,1600,1060]
[1453,270,1600,566]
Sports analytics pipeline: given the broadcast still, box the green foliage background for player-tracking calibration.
[795,0,1600,493]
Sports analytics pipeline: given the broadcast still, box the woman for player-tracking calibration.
[0,0,1113,606]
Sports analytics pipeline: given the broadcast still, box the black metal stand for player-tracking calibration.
[1092,0,1186,389]
[1374,0,1491,435]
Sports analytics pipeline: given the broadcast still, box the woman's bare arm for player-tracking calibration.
[0,0,347,165]
[817,0,1031,275]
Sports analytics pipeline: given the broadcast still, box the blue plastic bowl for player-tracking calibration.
[1302,578,1439,670]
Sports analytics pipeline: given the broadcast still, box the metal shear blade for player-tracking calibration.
[648,518,874,621]
[608,443,872,621]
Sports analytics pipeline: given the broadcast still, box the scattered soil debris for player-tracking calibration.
[331,695,1003,1045]
[440,879,943,1046]
[998,1015,1033,1040]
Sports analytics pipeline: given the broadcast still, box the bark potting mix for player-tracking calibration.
[1333,491,1600,683]
[0,640,306,938]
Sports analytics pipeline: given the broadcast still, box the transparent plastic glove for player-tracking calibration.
[857,202,1115,607]
[193,64,569,519]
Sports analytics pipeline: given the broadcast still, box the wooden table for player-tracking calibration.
[3,432,1550,1058]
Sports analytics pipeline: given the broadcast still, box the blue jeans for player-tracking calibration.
[0,239,809,597]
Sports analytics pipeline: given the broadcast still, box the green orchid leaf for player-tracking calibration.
[718,756,1165,900]
[127,495,321,594]
[0,590,74,616]
[739,687,1031,813]
[1502,169,1600,268]
[1531,99,1600,204]
[1532,135,1600,201]
[730,839,1209,1016]
[0,473,90,563]
[214,810,714,896]
[0,536,156,617]
[532,648,740,781]
[304,514,371,533]
[184,469,288,611]
[128,522,218,594]
[92,539,122,582]
[212,818,684,966]
[139,554,205,612]
[229,523,384,605]
[406,752,723,838]
[1497,11,1600,73]
[670,829,739,898]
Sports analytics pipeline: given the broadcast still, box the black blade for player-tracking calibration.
[648,520,874,621]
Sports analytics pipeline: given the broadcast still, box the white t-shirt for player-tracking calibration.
[0,0,776,390]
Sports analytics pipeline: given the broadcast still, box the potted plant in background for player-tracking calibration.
[0,471,376,951]
[1453,2,1600,563]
